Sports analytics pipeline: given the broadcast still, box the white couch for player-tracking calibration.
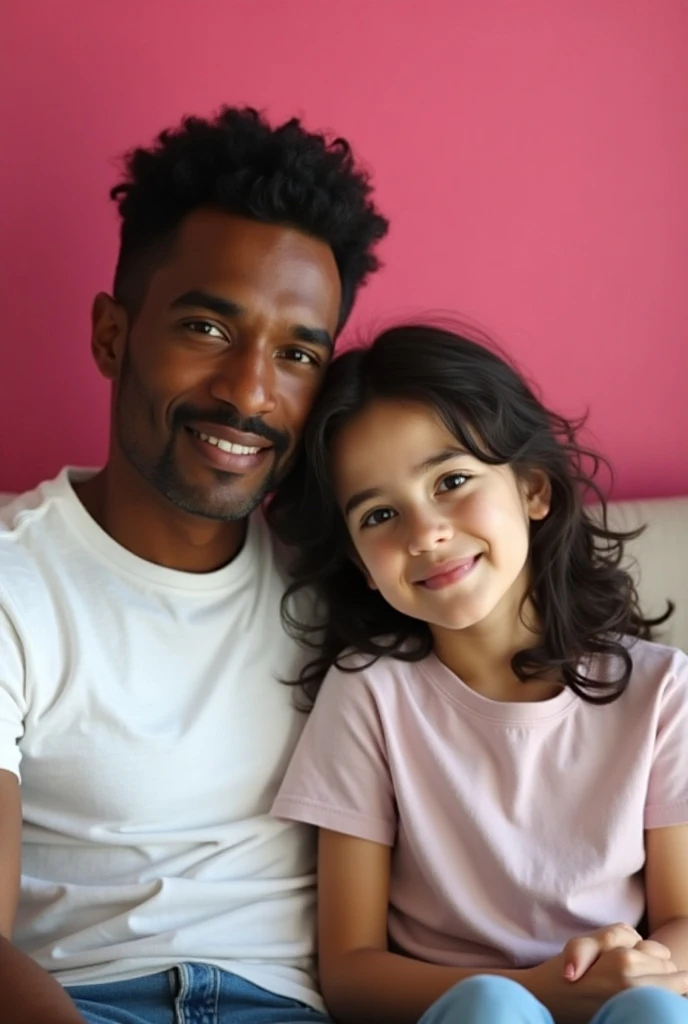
[0,491,686,652]
[604,497,687,653]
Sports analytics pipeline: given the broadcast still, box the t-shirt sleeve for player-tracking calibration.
[645,648,688,830]
[272,663,396,846]
[0,599,27,779]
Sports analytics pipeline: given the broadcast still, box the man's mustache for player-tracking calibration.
[173,405,290,456]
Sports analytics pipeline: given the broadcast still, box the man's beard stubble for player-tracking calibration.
[114,357,291,522]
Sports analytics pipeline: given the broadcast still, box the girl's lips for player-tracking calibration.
[419,555,481,590]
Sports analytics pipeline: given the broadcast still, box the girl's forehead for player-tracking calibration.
[334,397,473,459]
[331,399,475,493]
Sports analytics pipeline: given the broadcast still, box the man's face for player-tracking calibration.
[93,211,341,520]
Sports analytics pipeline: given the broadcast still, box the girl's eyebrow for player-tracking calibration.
[343,447,467,518]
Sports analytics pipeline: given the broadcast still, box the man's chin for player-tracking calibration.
[159,479,269,522]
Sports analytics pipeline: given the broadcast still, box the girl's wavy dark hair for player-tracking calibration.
[267,324,672,706]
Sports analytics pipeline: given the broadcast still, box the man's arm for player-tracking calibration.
[0,769,85,1024]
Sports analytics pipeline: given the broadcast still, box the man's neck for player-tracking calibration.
[73,462,247,574]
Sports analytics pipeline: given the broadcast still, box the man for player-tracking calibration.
[0,106,387,1023]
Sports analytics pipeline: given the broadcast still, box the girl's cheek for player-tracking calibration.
[457,491,489,532]
[464,487,505,532]
[357,539,391,581]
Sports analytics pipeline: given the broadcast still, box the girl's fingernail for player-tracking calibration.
[564,964,576,980]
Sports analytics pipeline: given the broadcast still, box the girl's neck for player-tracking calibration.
[431,590,563,705]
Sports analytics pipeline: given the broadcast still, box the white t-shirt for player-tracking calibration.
[0,469,321,1009]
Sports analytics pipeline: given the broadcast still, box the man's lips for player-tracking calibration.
[184,424,274,473]
[185,422,273,451]
[416,555,481,590]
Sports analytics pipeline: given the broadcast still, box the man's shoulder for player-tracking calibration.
[0,484,46,533]
[0,470,76,624]
[0,468,74,534]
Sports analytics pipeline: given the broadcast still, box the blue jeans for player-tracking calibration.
[418,975,688,1024]
[66,964,330,1023]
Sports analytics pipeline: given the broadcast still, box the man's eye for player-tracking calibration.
[280,348,319,366]
[184,321,226,340]
[437,473,469,493]
[361,508,396,528]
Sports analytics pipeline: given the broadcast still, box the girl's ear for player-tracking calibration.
[522,469,552,522]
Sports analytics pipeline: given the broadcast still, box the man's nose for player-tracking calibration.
[209,343,277,417]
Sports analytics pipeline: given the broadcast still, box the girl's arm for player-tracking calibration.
[317,828,688,1024]
[317,828,496,1023]
[646,823,688,967]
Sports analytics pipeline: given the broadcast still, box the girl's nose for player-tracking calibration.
[407,510,454,556]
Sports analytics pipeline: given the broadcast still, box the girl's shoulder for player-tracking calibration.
[610,636,688,706]
[328,639,431,675]
[321,643,432,703]
[624,635,688,679]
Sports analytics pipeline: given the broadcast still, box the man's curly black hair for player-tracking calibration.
[110,106,389,333]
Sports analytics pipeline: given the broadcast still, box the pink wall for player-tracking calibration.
[1,0,686,499]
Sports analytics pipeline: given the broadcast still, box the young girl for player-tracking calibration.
[268,324,688,1024]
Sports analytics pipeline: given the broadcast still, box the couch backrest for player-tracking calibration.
[606,497,687,652]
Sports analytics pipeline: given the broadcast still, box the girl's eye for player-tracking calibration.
[361,507,397,529]
[437,472,469,493]
[184,321,227,340]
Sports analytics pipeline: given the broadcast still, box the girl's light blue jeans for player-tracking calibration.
[418,975,688,1024]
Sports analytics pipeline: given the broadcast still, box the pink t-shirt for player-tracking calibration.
[272,638,688,970]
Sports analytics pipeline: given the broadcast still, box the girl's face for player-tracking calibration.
[332,398,551,639]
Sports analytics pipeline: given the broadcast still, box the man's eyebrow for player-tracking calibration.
[291,325,333,352]
[170,290,244,318]
[169,291,333,351]
[343,448,468,519]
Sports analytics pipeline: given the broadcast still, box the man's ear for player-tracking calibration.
[91,293,128,381]
[522,468,552,522]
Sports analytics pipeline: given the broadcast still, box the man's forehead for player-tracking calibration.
[172,209,333,267]
[151,210,341,325]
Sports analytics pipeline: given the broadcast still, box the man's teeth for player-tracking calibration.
[196,431,261,455]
